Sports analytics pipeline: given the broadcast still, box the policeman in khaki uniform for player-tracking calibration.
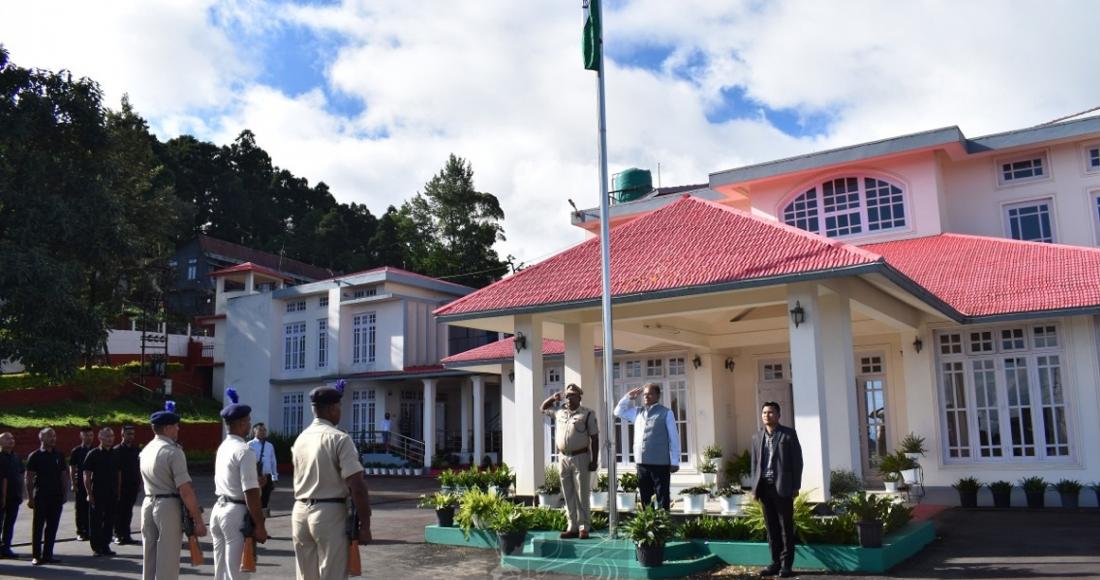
[291,384,372,580]
[540,383,599,539]
[140,401,207,580]
[211,388,268,580]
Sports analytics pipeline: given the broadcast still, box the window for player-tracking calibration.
[762,363,785,381]
[859,356,883,374]
[283,322,306,370]
[611,355,692,465]
[317,319,328,368]
[319,296,329,308]
[350,389,376,444]
[999,154,1046,184]
[936,324,1071,462]
[645,359,663,378]
[283,392,305,434]
[1088,146,1100,173]
[781,175,907,238]
[352,312,376,366]
[351,287,377,300]
[545,367,562,385]
[186,258,198,281]
[286,300,306,313]
[1004,199,1055,243]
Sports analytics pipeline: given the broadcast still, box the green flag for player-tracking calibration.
[583,0,601,71]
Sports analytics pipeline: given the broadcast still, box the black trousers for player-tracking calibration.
[31,499,63,560]
[636,464,671,510]
[74,484,88,536]
[0,498,19,550]
[114,486,138,540]
[260,478,274,509]
[758,480,797,569]
[89,497,117,554]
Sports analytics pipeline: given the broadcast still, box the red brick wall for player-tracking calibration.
[2,422,223,457]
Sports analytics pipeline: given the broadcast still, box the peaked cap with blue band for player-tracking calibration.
[151,400,180,426]
[220,387,252,421]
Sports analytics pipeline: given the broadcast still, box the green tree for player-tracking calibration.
[402,154,507,287]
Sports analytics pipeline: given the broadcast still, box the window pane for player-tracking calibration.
[1004,357,1035,457]
[782,188,820,234]
[1037,355,1069,456]
[1006,202,1053,243]
[941,361,969,458]
[864,178,906,231]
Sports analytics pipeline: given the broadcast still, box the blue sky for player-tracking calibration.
[2,0,1098,262]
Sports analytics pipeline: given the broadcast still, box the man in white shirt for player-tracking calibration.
[247,423,278,518]
[380,413,392,453]
[212,390,268,580]
[613,382,681,510]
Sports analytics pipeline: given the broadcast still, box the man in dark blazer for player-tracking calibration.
[751,401,803,578]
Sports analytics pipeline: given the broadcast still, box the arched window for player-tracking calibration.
[781,176,907,238]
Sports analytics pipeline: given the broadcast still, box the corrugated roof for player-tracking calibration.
[198,235,334,281]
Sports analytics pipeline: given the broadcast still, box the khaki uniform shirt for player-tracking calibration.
[139,434,191,496]
[545,405,598,454]
[291,418,363,500]
[214,434,259,500]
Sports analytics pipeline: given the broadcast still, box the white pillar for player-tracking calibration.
[902,327,937,470]
[422,378,437,468]
[473,375,485,466]
[787,282,831,502]
[460,380,471,454]
[820,292,859,478]
[245,272,255,293]
[510,315,544,496]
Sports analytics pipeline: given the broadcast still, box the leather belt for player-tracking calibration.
[558,448,589,457]
[296,498,345,505]
[218,495,246,505]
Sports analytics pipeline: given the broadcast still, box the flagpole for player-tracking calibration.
[592,0,619,539]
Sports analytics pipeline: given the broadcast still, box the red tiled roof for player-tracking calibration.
[869,234,1100,317]
[209,262,292,281]
[436,195,881,318]
[442,337,566,365]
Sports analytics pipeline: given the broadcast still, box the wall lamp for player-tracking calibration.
[912,337,924,353]
[789,301,806,328]
[514,332,527,352]
[724,357,735,372]
[692,355,702,369]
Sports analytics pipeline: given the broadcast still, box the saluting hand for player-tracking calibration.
[627,387,643,399]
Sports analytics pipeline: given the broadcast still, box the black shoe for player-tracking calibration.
[778,569,796,578]
[759,564,781,577]
[0,550,16,559]
[102,549,117,556]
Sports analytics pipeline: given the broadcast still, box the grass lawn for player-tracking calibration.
[0,394,222,428]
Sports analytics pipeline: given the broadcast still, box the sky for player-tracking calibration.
[3,0,1099,266]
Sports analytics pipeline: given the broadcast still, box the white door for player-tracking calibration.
[856,354,888,477]
[757,360,794,428]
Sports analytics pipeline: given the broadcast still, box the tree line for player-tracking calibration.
[0,48,509,379]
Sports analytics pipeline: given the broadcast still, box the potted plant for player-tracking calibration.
[620,501,675,567]
[454,487,501,539]
[678,486,710,513]
[418,492,461,527]
[536,464,562,508]
[829,469,863,497]
[1020,476,1048,508]
[724,450,752,488]
[413,464,424,477]
[617,472,639,511]
[714,484,747,515]
[989,480,1013,508]
[700,444,722,486]
[491,464,514,497]
[487,501,528,556]
[842,491,890,548]
[590,473,609,509]
[953,477,981,508]
[438,468,456,492]
[899,432,928,460]
[878,451,916,487]
[1054,479,1083,509]
[882,471,900,493]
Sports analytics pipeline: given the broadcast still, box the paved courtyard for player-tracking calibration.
[0,475,1097,579]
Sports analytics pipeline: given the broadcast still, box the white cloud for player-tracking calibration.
[3,0,1097,266]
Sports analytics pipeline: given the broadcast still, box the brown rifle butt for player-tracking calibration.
[240,537,257,572]
[188,535,203,566]
[347,539,361,576]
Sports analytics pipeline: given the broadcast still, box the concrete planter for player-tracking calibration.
[884,481,899,493]
[616,492,637,511]
[718,495,747,515]
[538,493,562,508]
[589,491,608,509]
[702,473,717,486]
[681,494,707,513]
[900,468,920,485]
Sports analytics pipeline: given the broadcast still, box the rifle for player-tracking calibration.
[182,509,204,566]
[240,512,257,572]
[346,506,361,577]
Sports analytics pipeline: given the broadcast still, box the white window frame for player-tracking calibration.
[1002,197,1056,243]
[284,321,307,370]
[282,391,305,434]
[286,299,306,313]
[351,287,378,300]
[995,150,1050,187]
[779,173,910,239]
[317,319,328,369]
[319,295,329,308]
[351,389,376,444]
[352,312,377,368]
[1080,140,1100,175]
[186,258,198,281]
[934,322,1073,464]
[610,354,691,466]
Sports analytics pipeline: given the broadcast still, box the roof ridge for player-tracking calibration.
[868,232,1100,255]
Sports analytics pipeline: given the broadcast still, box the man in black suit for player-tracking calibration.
[751,401,803,578]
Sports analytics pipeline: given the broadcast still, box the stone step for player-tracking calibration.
[502,552,722,579]
[531,536,701,561]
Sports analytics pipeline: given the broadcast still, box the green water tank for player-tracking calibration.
[613,168,653,203]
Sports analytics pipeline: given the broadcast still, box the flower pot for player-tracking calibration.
[590,491,608,509]
[1060,491,1079,509]
[900,468,920,485]
[718,496,745,515]
[388,468,398,476]
[1025,491,1045,509]
[636,543,665,567]
[740,475,753,489]
[681,494,706,513]
[884,481,899,493]
[497,531,526,556]
[702,473,717,486]
[958,490,978,508]
[538,493,562,508]
[617,492,637,512]
[856,520,883,548]
[992,488,1012,508]
[904,452,922,461]
[435,507,455,527]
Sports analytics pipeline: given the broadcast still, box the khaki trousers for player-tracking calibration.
[559,452,592,532]
[211,501,248,580]
[292,502,348,580]
[141,496,182,580]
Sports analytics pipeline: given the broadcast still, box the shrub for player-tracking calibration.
[742,492,821,542]
[620,502,675,547]
[898,432,928,455]
[678,486,711,496]
[988,480,1013,494]
[840,491,894,522]
[829,469,863,497]
[455,488,503,539]
[537,464,561,494]
[594,473,609,492]
[679,515,755,540]
[524,506,568,531]
[491,464,514,489]
[418,492,460,510]
[618,471,639,492]
[878,450,916,479]
[1054,479,1083,494]
[699,458,718,474]
[723,450,751,483]
[714,484,745,497]
[591,511,609,531]
[487,501,527,534]
[1019,476,1048,494]
[953,477,981,493]
[437,469,456,489]
[702,444,723,461]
